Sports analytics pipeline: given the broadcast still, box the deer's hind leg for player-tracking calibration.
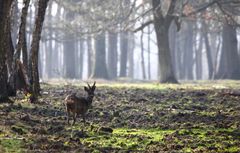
[66,106,71,125]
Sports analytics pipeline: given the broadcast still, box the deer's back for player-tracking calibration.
[65,94,89,115]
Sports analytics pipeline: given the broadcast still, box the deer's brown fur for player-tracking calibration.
[64,81,96,125]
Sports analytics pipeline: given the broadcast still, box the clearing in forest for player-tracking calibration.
[0,80,240,152]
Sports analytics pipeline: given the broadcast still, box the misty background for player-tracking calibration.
[14,0,240,81]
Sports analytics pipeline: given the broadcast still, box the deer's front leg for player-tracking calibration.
[82,114,86,126]
[72,113,78,126]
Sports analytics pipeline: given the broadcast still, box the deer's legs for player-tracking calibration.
[66,109,70,125]
[82,115,86,126]
[72,113,78,126]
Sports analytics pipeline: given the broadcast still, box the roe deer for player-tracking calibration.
[64,81,96,125]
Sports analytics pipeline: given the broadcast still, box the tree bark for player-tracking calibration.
[29,0,49,96]
[202,21,213,79]
[0,0,13,101]
[108,32,118,80]
[196,34,203,80]
[45,1,53,79]
[79,39,84,79]
[152,0,178,83]
[91,32,108,79]
[128,33,134,79]
[64,39,76,79]
[140,30,146,80]
[9,0,30,95]
[87,35,93,78]
[214,23,240,79]
[119,32,128,77]
[183,22,194,80]
[147,25,151,80]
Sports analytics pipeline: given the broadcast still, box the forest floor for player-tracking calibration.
[0,80,240,152]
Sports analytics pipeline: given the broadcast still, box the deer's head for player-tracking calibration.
[84,81,96,99]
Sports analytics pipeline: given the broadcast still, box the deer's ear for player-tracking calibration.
[84,86,89,92]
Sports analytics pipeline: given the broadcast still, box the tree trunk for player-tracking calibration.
[152,0,178,83]
[119,32,128,77]
[79,39,84,79]
[196,34,203,80]
[15,0,30,60]
[63,10,75,79]
[140,30,146,80]
[6,21,14,77]
[202,21,213,79]
[108,32,118,80]
[147,25,151,80]
[169,22,177,80]
[64,39,76,79]
[183,22,194,80]
[91,32,108,79]
[45,1,53,79]
[29,0,49,97]
[128,32,134,79]
[9,0,30,95]
[11,0,19,46]
[215,23,240,79]
[175,28,184,79]
[87,35,93,78]
[0,0,13,101]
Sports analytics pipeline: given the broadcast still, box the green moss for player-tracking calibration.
[225,146,240,152]
[0,138,24,153]
[81,128,174,151]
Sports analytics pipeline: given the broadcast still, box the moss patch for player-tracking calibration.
[0,138,24,153]
[81,128,174,151]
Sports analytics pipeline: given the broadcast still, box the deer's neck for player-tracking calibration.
[87,95,94,103]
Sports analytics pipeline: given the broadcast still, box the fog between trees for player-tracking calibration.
[0,0,240,100]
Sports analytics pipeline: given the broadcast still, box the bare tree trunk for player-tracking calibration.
[6,20,14,77]
[169,22,177,80]
[15,0,30,60]
[176,30,184,79]
[202,21,213,79]
[140,30,146,80]
[212,35,221,78]
[108,32,118,80]
[64,38,76,79]
[152,0,178,83]
[29,0,49,97]
[147,25,151,80]
[87,35,93,78]
[79,39,84,79]
[196,34,203,80]
[0,0,13,101]
[91,32,108,79]
[8,0,30,95]
[119,32,128,77]
[52,5,61,78]
[215,23,240,79]
[45,1,53,79]
[11,0,19,46]
[183,22,194,80]
[128,32,134,79]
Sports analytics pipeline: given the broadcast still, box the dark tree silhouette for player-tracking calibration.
[0,0,13,101]
[29,0,49,97]
[91,32,109,79]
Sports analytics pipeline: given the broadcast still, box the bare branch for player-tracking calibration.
[184,0,218,17]
[133,20,153,33]
[216,1,240,27]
